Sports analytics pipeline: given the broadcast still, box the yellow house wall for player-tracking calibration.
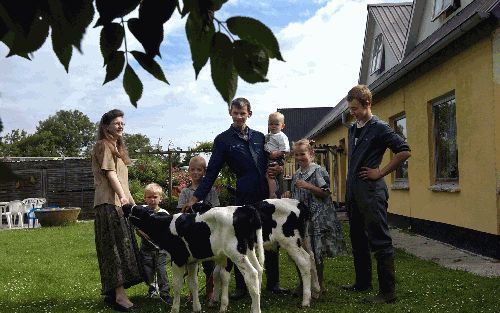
[492,27,500,235]
[402,35,496,235]
[314,34,498,235]
[370,90,412,219]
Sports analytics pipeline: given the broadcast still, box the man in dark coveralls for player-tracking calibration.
[183,97,287,300]
[341,85,411,304]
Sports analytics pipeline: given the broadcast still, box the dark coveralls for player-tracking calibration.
[194,125,281,292]
[345,116,410,294]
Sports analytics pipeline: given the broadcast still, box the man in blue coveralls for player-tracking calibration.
[183,97,287,299]
[342,85,411,304]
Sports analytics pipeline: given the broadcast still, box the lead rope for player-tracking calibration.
[135,221,216,308]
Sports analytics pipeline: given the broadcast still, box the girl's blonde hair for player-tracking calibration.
[293,139,315,155]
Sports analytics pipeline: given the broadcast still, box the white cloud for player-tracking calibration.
[0,0,407,151]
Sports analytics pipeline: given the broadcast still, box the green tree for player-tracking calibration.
[36,110,96,157]
[0,118,20,182]
[0,110,95,157]
[123,133,153,159]
[128,154,169,204]
[14,130,60,157]
[0,129,28,156]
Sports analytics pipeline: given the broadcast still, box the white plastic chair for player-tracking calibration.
[0,202,11,228]
[24,198,46,228]
[7,200,26,228]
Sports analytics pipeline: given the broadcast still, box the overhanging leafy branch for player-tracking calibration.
[0,0,284,107]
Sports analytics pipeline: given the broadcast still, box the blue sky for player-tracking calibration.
[0,0,407,151]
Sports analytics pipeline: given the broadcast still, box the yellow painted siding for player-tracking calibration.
[402,36,496,235]
[313,34,498,235]
[492,27,500,234]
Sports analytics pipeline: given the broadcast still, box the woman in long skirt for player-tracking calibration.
[91,109,142,312]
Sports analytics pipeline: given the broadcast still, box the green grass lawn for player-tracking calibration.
[0,221,498,313]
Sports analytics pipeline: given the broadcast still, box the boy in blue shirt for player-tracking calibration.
[183,97,287,299]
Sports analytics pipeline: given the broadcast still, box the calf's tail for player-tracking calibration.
[256,227,265,267]
[297,201,310,238]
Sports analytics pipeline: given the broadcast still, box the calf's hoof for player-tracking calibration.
[207,299,219,308]
[229,289,248,300]
[218,305,228,313]
[311,290,321,299]
[192,302,202,312]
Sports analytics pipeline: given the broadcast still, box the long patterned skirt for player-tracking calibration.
[94,204,143,295]
[308,200,348,263]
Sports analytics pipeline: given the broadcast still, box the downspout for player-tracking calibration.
[341,109,353,128]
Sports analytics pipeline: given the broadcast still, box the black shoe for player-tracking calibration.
[341,283,372,292]
[364,292,396,304]
[104,295,115,306]
[109,302,137,312]
[266,286,290,295]
[229,289,248,300]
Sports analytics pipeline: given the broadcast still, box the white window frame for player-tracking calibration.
[432,93,459,184]
[370,34,384,74]
[433,0,455,19]
[393,114,409,183]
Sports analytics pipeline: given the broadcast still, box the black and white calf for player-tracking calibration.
[123,204,265,313]
[215,198,321,307]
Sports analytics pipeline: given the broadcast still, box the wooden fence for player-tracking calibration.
[0,157,95,219]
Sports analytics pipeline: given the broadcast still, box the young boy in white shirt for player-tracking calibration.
[139,183,171,304]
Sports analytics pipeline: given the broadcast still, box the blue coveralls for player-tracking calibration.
[194,125,281,291]
[346,115,410,290]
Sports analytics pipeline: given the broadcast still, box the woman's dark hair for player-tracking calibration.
[96,109,131,165]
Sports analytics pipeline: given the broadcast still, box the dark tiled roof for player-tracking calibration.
[305,99,348,139]
[370,2,413,61]
[277,107,333,145]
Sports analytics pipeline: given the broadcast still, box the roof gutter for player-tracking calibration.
[370,11,490,95]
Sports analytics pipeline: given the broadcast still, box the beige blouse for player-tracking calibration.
[92,141,135,208]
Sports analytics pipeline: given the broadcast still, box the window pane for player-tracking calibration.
[434,0,444,14]
[370,34,383,73]
[433,97,459,181]
[394,116,408,180]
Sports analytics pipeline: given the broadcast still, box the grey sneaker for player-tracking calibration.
[147,290,158,298]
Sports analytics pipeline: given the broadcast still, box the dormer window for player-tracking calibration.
[370,34,384,74]
[433,0,460,19]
